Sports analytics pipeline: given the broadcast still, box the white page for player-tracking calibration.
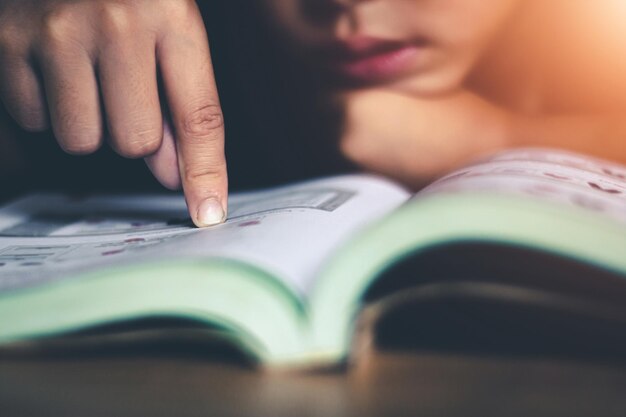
[419,148,626,223]
[0,175,410,297]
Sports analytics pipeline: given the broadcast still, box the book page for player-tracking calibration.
[419,148,626,224]
[0,176,410,297]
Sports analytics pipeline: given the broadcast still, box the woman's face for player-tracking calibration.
[262,0,521,95]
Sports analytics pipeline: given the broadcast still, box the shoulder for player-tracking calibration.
[470,0,626,114]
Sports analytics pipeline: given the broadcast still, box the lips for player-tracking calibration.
[320,36,426,83]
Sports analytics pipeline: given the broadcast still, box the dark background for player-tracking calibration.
[0,0,356,202]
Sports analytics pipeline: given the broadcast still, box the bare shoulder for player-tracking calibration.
[470,0,626,113]
[537,0,626,110]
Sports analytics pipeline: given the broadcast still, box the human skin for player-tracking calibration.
[260,0,626,186]
[0,0,227,227]
[2,0,626,202]
[261,0,522,96]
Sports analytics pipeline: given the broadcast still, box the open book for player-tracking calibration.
[1,148,626,368]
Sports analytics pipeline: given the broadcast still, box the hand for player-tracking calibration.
[0,0,227,227]
[340,89,510,188]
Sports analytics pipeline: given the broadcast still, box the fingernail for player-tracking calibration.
[197,197,226,227]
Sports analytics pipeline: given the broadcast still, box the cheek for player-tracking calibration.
[423,0,519,50]
[393,0,519,93]
[393,57,472,96]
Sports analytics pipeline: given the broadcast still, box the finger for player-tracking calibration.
[39,48,103,154]
[0,56,48,131]
[158,8,228,227]
[99,35,162,159]
[145,117,181,190]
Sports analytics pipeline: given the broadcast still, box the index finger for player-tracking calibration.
[157,6,228,227]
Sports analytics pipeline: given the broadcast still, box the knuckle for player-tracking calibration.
[3,95,48,132]
[183,162,226,185]
[55,118,101,155]
[181,104,224,139]
[40,7,81,49]
[14,109,48,132]
[113,129,162,159]
[60,138,101,155]
[98,3,136,37]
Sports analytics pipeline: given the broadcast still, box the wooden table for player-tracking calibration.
[2,347,625,417]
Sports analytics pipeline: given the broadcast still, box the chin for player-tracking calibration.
[390,72,464,97]
[386,61,472,97]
